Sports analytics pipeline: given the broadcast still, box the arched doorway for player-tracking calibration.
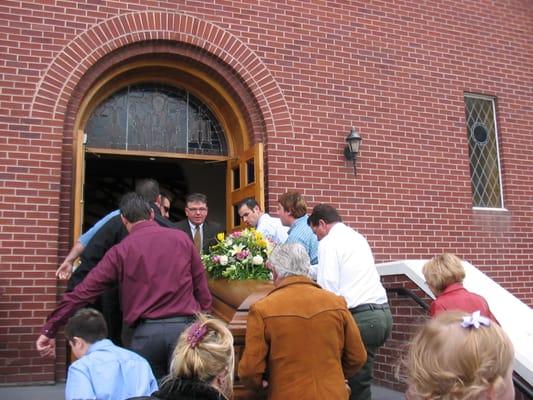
[72,56,264,236]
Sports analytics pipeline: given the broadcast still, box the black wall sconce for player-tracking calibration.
[344,127,362,175]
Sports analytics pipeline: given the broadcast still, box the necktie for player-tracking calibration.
[193,225,202,252]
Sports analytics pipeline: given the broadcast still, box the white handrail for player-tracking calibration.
[377,260,533,386]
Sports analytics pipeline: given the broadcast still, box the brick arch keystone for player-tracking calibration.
[31,10,293,140]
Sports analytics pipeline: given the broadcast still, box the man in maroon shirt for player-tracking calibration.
[36,192,212,378]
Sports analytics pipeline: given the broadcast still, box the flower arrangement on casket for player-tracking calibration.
[201,228,272,280]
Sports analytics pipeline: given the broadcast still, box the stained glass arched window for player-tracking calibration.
[86,84,227,155]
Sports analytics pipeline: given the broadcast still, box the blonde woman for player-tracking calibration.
[146,314,234,400]
[422,253,496,320]
[405,311,515,400]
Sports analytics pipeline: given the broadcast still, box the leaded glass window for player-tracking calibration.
[86,84,227,155]
[464,95,503,208]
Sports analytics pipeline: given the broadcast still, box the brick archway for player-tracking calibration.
[31,12,294,381]
[31,10,293,140]
[35,10,295,270]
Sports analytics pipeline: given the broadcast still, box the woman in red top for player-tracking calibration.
[422,253,497,321]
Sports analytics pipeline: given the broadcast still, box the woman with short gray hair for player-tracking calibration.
[268,242,310,281]
[239,242,367,399]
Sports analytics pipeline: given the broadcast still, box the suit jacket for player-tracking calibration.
[175,219,223,254]
[151,202,177,229]
[68,215,127,290]
[238,276,367,400]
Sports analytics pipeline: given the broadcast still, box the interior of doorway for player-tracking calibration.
[83,153,226,230]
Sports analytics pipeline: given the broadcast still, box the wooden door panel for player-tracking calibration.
[226,143,264,232]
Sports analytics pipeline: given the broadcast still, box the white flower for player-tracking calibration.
[219,255,228,266]
[230,244,245,256]
[252,255,264,265]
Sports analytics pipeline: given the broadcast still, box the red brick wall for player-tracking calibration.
[1,0,531,387]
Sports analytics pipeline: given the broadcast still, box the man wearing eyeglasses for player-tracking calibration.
[176,193,223,254]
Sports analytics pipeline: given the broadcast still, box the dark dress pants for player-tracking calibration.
[100,286,123,346]
[129,317,194,380]
[349,307,393,400]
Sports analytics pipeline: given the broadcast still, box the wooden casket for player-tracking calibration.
[208,279,274,399]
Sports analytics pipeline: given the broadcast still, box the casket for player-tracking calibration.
[208,279,274,399]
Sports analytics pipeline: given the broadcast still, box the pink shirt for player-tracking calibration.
[430,282,496,321]
[43,220,212,338]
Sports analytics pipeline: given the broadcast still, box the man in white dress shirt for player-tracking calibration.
[237,197,288,244]
[308,204,393,400]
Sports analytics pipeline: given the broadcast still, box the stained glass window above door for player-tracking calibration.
[86,83,227,155]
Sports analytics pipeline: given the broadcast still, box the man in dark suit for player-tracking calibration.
[176,193,223,254]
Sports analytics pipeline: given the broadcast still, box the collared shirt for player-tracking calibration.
[286,215,318,264]
[43,220,212,338]
[188,220,204,249]
[317,222,387,308]
[65,339,158,400]
[256,213,288,244]
[430,282,496,320]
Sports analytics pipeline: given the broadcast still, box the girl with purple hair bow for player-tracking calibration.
[148,314,234,400]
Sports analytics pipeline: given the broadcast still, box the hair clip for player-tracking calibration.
[186,322,208,348]
[460,310,490,329]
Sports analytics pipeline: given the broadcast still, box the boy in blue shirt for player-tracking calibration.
[64,308,157,400]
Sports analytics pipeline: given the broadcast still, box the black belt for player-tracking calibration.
[349,303,389,314]
[140,315,194,324]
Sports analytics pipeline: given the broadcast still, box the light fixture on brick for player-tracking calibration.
[344,126,362,175]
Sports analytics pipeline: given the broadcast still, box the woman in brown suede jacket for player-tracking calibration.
[239,243,367,399]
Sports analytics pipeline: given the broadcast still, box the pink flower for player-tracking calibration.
[230,231,242,238]
[236,250,249,260]
[212,255,220,263]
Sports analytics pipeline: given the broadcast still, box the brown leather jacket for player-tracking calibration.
[238,276,367,399]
